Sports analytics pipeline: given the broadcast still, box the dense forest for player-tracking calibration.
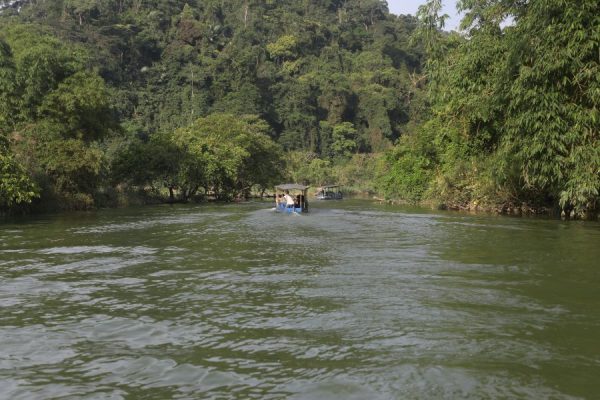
[0,0,598,218]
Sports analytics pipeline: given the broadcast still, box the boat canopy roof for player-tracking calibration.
[276,183,310,191]
[319,184,340,189]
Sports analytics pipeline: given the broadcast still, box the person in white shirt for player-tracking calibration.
[284,190,295,208]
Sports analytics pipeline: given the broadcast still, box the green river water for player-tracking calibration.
[1,200,599,399]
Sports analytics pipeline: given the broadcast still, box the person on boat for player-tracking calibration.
[275,194,283,206]
[284,190,295,208]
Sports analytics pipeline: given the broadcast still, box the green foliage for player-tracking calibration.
[111,135,182,197]
[0,150,39,212]
[39,71,116,140]
[376,121,437,203]
[378,149,431,203]
[0,22,118,210]
[332,153,379,193]
[171,113,284,200]
[1,0,596,218]
[0,39,17,131]
[331,122,358,158]
[1,24,88,122]
[40,139,104,198]
[274,80,319,151]
[267,35,298,61]
[285,151,379,194]
[7,1,420,156]
[285,152,331,187]
[63,0,98,25]
[500,0,600,215]
[383,0,600,217]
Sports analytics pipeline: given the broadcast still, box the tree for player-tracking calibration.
[171,114,284,200]
[64,0,99,26]
[500,0,600,216]
[0,151,39,213]
[396,0,600,216]
[111,136,183,202]
[1,23,118,209]
[331,122,357,158]
[0,40,18,133]
[274,79,319,151]
[39,71,117,141]
[40,139,104,201]
[267,35,298,63]
[1,0,426,211]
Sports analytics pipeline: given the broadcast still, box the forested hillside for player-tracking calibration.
[0,0,598,219]
[383,0,599,218]
[0,0,423,212]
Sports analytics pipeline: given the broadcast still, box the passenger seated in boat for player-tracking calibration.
[275,194,284,206]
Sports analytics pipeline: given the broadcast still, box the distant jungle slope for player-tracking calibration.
[2,0,423,152]
[0,0,425,212]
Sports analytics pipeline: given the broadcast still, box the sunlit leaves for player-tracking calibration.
[0,151,39,211]
[331,122,358,158]
[408,0,600,216]
[39,72,115,141]
[171,114,284,199]
[0,23,117,210]
[266,35,298,61]
[502,0,600,214]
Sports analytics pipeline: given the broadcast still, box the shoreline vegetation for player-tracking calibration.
[1,1,598,221]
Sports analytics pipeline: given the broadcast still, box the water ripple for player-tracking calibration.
[0,201,598,399]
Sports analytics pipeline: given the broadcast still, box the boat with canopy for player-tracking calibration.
[315,184,343,200]
[274,184,309,213]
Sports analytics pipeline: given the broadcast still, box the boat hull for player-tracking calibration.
[276,203,304,213]
[315,193,343,200]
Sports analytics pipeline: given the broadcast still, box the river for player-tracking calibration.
[1,200,599,399]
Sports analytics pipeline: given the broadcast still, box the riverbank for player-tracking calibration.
[3,178,597,222]
[372,196,599,221]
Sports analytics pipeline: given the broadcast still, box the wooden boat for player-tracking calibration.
[274,184,309,213]
[315,184,343,200]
